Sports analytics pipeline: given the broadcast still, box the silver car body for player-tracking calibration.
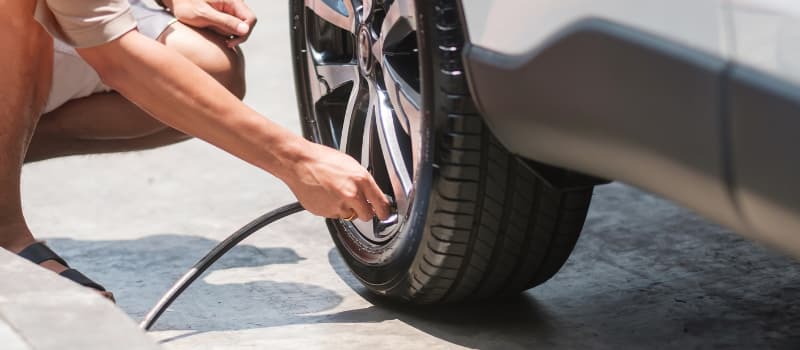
[458,0,800,256]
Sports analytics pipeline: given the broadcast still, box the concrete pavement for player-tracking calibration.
[11,1,800,349]
[0,249,159,350]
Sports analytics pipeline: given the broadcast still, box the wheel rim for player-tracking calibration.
[302,0,422,244]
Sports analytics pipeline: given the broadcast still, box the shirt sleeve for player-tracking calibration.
[34,0,138,48]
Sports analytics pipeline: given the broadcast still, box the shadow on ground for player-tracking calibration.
[45,234,559,348]
[321,184,800,349]
[326,246,800,349]
[46,235,345,332]
[42,184,800,349]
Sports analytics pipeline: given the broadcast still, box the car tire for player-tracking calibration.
[291,0,594,303]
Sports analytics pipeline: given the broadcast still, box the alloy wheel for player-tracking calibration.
[301,0,423,245]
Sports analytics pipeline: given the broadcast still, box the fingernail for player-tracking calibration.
[236,22,249,35]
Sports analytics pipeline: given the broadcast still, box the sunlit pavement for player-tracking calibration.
[19,1,800,349]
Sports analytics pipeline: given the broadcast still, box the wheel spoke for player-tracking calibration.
[372,84,413,213]
[371,37,383,67]
[304,47,326,104]
[350,99,378,242]
[381,0,416,48]
[358,92,374,167]
[382,61,422,176]
[315,63,360,92]
[338,77,365,153]
[305,0,357,33]
[360,0,373,22]
[382,60,420,132]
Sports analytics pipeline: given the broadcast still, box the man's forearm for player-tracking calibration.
[77,30,304,180]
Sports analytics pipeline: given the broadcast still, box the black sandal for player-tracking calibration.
[17,242,108,293]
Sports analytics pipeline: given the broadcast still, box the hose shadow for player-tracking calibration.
[47,235,348,332]
[45,234,557,349]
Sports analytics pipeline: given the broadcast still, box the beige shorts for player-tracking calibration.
[44,0,176,114]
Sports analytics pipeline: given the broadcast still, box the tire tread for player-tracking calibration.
[404,0,593,303]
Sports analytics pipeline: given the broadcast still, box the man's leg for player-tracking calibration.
[0,0,53,252]
[26,22,246,162]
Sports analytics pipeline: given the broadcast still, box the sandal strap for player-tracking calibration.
[17,242,107,292]
[18,242,69,267]
[60,269,107,292]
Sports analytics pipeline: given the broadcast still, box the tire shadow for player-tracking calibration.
[325,248,562,349]
[322,183,800,350]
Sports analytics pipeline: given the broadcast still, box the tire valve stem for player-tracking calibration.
[376,195,400,236]
[386,194,397,215]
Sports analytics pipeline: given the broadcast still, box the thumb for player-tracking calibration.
[202,7,250,36]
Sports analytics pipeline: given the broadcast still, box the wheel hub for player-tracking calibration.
[357,27,373,75]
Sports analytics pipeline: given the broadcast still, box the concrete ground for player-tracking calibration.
[0,250,160,350]
[18,1,800,349]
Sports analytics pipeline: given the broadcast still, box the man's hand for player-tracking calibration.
[282,141,392,222]
[164,0,257,47]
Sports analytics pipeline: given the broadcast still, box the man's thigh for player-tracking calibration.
[44,0,244,115]
[35,1,244,151]
[44,0,175,114]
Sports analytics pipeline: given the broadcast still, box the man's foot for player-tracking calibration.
[16,242,115,302]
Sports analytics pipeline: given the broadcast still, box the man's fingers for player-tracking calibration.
[347,199,375,221]
[226,31,250,47]
[222,0,256,23]
[221,0,256,46]
[362,178,392,220]
[227,35,247,48]
[202,7,250,36]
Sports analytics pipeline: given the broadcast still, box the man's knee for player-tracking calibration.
[159,22,246,99]
[217,47,246,100]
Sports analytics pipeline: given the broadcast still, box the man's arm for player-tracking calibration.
[77,30,391,221]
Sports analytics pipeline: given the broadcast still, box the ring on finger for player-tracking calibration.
[342,210,357,221]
